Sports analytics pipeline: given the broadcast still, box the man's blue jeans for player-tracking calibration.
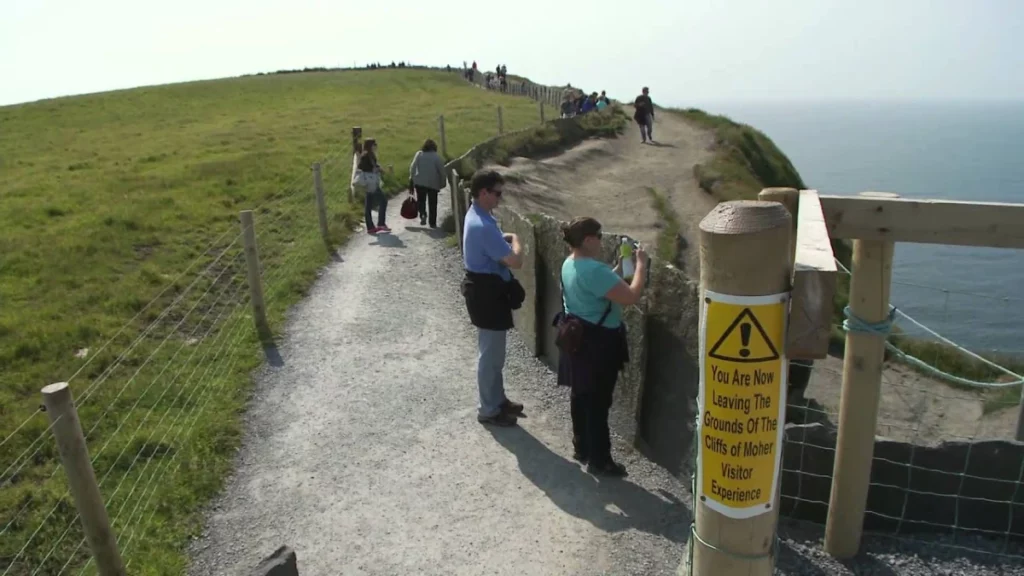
[477,328,508,418]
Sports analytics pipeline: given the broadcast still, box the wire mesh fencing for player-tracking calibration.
[779,258,1024,564]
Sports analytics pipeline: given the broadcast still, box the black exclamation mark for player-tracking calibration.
[739,323,751,358]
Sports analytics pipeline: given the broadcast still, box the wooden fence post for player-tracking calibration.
[688,200,792,576]
[312,163,329,243]
[539,101,545,123]
[42,382,126,576]
[1017,389,1024,442]
[351,126,362,155]
[758,187,799,265]
[824,192,898,558]
[497,105,504,134]
[240,210,269,336]
[438,115,448,158]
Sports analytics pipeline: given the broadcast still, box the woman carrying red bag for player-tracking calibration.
[408,139,447,228]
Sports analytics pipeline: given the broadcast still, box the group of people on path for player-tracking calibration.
[355,82,660,477]
[460,170,649,478]
[353,137,447,234]
[560,85,611,118]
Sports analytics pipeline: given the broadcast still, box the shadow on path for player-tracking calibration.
[371,233,407,248]
[405,226,449,240]
[488,426,688,543]
[261,341,284,367]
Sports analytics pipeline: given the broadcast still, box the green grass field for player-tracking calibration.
[0,68,550,575]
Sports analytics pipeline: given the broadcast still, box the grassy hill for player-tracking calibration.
[0,68,547,575]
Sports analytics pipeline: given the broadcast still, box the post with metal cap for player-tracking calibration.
[312,162,329,242]
[42,382,126,576]
[240,210,269,337]
[824,191,898,558]
[686,200,792,576]
[497,105,504,134]
[438,115,448,159]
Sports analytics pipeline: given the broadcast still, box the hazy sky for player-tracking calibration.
[2,0,1023,107]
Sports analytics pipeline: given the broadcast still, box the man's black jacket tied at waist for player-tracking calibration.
[461,271,526,331]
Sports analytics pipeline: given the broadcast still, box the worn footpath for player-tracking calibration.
[188,190,690,576]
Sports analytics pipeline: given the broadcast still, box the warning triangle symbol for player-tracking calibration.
[708,308,780,363]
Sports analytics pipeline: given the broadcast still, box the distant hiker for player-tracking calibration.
[555,217,648,477]
[561,95,575,119]
[598,91,610,108]
[581,93,598,114]
[409,138,447,228]
[359,138,390,235]
[460,170,526,427]
[634,87,655,143]
[500,64,507,77]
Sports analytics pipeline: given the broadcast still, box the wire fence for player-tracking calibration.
[0,149,359,575]
[0,73,562,574]
[779,259,1024,563]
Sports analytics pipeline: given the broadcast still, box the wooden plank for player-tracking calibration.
[820,194,1024,248]
[789,190,837,359]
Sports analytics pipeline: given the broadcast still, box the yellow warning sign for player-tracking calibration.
[697,289,788,519]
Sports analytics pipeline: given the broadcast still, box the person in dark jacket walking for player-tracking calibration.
[556,217,648,476]
[633,87,655,144]
[461,170,526,427]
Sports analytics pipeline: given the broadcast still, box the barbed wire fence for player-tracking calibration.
[0,71,564,575]
[781,258,1024,564]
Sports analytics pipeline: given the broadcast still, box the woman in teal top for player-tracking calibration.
[558,217,648,477]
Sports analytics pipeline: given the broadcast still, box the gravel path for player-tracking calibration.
[188,191,690,576]
[496,106,716,275]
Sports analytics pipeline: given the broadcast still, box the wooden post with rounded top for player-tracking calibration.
[688,201,792,576]
[539,101,545,123]
[351,126,362,155]
[438,115,448,158]
[757,187,799,266]
[497,105,504,134]
[42,382,126,576]
[240,210,269,337]
[312,162,329,242]
[824,191,898,558]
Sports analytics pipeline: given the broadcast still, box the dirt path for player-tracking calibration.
[495,107,717,275]
[188,191,690,576]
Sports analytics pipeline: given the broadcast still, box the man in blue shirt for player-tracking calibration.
[462,170,525,427]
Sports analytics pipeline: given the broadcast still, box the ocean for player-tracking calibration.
[695,100,1024,356]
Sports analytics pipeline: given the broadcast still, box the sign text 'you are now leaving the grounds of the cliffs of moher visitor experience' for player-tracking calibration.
[697,290,789,519]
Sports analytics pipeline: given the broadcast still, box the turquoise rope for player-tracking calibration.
[842,305,1024,388]
[842,305,896,336]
